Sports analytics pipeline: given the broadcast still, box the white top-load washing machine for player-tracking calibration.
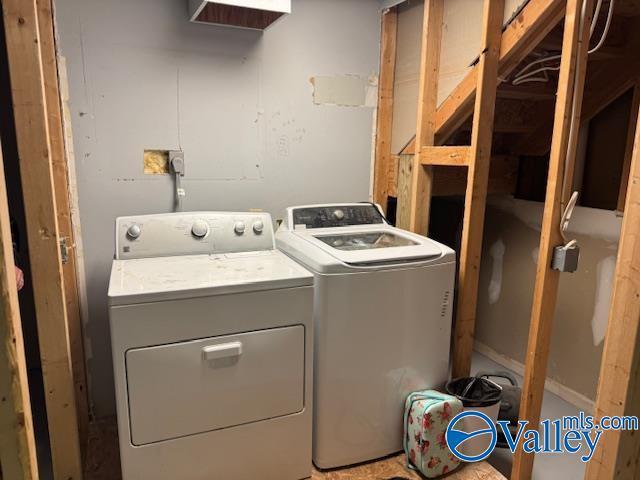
[108,212,313,480]
[276,203,456,469]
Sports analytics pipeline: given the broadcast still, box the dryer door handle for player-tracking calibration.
[202,341,243,361]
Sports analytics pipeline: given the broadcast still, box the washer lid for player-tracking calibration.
[294,225,443,267]
[108,250,313,306]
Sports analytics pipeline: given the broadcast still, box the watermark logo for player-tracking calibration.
[445,411,497,462]
[445,410,639,463]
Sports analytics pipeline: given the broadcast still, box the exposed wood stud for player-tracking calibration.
[2,0,84,477]
[584,102,640,480]
[396,154,414,229]
[397,0,443,234]
[0,142,38,480]
[511,0,594,478]
[419,146,470,166]
[450,0,504,379]
[373,7,398,214]
[35,0,90,454]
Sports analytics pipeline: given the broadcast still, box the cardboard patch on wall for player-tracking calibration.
[310,74,377,107]
[144,150,170,174]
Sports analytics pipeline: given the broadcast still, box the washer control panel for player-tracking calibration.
[289,204,386,230]
[115,212,274,260]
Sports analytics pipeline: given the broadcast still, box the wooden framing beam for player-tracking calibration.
[399,0,566,155]
[0,143,38,480]
[419,146,470,166]
[511,0,594,478]
[584,99,640,480]
[373,7,398,214]
[35,0,89,452]
[617,83,640,212]
[450,0,504,379]
[396,0,443,234]
[390,155,518,199]
[2,0,84,478]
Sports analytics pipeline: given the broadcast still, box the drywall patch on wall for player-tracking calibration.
[310,74,378,107]
[591,255,616,346]
[488,239,505,304]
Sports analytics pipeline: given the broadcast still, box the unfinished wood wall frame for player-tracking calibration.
[2,0,84,478]
[584,104,640,480]
[0,143,38,480]
[373,6,398,214]
[449,0,504,379]
[394,0,503,377]
[512,0,594,478]
[35,0,90,452]
[399,0,567,156]
[396,0,443,234]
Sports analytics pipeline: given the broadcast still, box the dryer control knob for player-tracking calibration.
[253,220,264,234]
[333,209,345,220]
[234,221,246,235]
[191,220,209,239]
[127,224,141,240]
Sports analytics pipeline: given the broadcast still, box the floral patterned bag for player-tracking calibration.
[403,390,463,478]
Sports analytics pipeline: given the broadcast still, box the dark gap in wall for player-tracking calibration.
[515,155,550,202]
[581,88,634,210]
[386,196,397,226]
[0,10,54,479]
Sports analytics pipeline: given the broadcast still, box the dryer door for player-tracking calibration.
[126,325,305,445]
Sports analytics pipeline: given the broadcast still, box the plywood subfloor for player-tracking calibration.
[85,419,505,480]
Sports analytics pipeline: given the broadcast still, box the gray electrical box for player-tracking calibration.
[551,244,580,273]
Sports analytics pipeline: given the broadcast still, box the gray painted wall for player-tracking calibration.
[55,0,381,416]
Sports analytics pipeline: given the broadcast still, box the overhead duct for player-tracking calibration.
[188,0,291,30]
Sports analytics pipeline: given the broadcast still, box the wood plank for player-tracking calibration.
[584,103,640,480]
[373,7,398,214]
[387,154,400,198]
[35,0,89,454]
[617,83,640,211]
[0,142,38,480]
[397,0,566,155]
[511,1,594,478]
[396,0,443,234]
[2,0,84,478]
[419,146,470,166]
[394,155,518,198]
[396,154,413,229]
[450,0,504,379]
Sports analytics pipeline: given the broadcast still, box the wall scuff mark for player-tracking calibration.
[591,255,617,346]
[488,239,505,304]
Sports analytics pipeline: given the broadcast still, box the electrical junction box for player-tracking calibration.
[551,244,580,273]
[188,0,290,30]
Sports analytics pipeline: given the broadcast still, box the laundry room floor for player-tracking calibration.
[83,418,505,480]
